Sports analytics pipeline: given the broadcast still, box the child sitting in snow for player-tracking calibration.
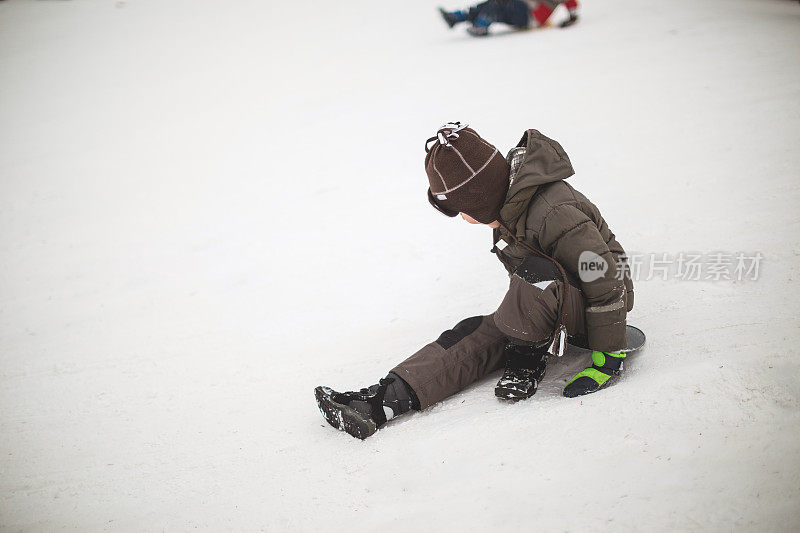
[439,0,579,36]
[315,123,634,439]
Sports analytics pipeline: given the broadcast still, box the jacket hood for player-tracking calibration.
[499,129,575,237]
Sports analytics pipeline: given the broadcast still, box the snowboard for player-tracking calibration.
[567,325,646,354]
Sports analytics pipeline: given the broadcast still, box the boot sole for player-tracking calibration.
[495,383,538,401]
[314,386,377,440]
[495,366,546,400]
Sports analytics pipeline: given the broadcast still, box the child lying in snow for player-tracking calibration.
[315,122,634,439]
[439,0,580,36]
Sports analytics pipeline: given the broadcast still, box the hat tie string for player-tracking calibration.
[425,121,470,152]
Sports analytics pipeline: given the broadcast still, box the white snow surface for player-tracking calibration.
[2,0,800,530]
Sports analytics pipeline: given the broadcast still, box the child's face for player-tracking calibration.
[460,213,500,229]
[460,213,482,225]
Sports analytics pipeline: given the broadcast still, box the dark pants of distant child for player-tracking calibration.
[451,0,580,29]
[460,0,530,29]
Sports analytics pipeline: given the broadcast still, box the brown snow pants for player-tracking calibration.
[391,259,587,409]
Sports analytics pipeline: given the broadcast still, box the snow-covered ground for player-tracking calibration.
[2,0,799,530]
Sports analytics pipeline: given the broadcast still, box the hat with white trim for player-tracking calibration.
[425,122,510,224]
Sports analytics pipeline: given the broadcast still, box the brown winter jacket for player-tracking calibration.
[493,130,634,352]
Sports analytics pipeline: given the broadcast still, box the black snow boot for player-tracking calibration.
[560,11,579,28]
[563,351,626,398]
[495,341,548,400]
[438,7,459,28]
[314,373,417,440]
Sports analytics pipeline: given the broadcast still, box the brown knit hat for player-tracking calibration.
[425,122,510,224]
